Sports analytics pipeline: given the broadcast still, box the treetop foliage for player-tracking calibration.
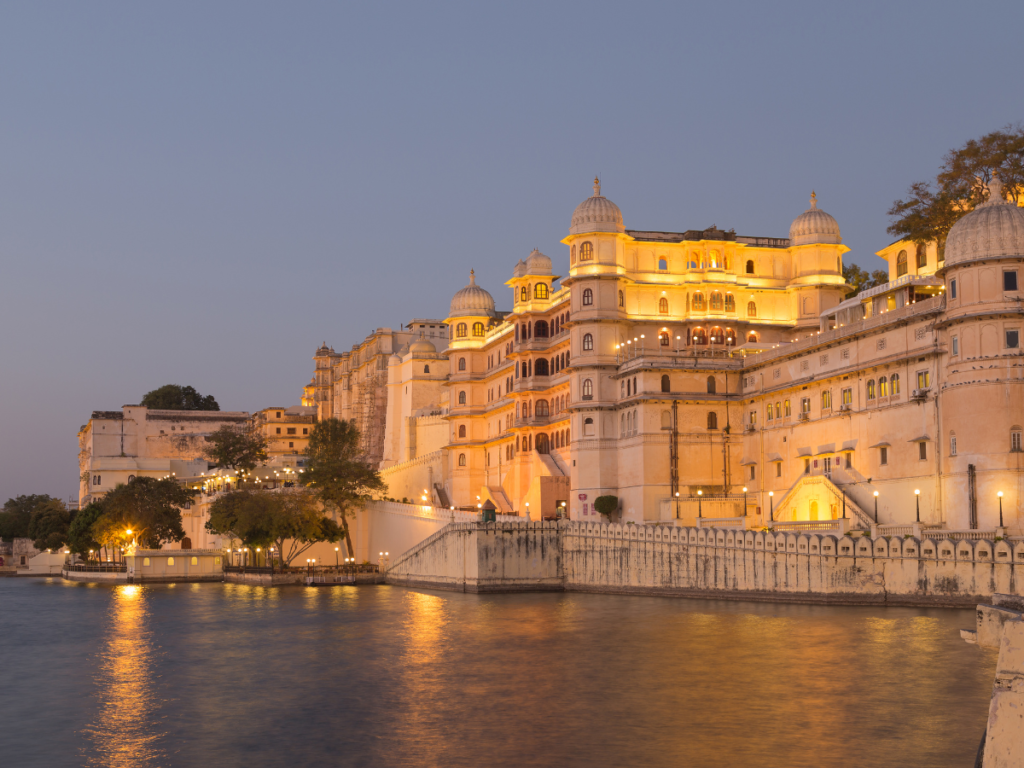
[888,125,1024,252]
[97,476,195,548]
[141,384,220,411]
[0,494,58,540]
[842,264,889,299]
[205,425,268,473]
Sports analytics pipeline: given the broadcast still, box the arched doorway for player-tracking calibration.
[181,537,193,549]
[809,500,819,520]
[535,433,550,454]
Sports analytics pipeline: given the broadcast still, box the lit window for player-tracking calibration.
[879,377,888,397]
[801,397,811,413]
[867,380,876,399]
[767,404,774,421]
[842,388,852,405]
[917,371,930,389]
[191,557,198,565]
[896,250,908,277]
[659,297,668,314]
[747,301,756,318]
[692,293,706,311]
[143,558,150,567]
[890,374,900,394]
[473,322,485,337]
[579,242,593,261]
[167,557,175,566]
[456,323,467,338]
[822,390,832,409]
[535,283,549,299]
[784,400,791,417]
[724,294,735,312]
[710,292,723,311]
[659,331,670,346]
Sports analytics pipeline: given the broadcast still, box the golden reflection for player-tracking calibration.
[401,591,448,664]
[83,585,164,767]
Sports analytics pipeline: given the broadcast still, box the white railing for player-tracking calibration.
[769,518,850,534]
[921,530,999,542]
[695,517,746,529]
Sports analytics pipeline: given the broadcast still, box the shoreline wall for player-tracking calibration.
[386,521,1024,606]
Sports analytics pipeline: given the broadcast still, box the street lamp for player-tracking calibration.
[742,487,747,518]
[697,489,703,518]
[914,489,921,523]
[998,491,1004,527]
[335,546,340,568]
[873,490,879,523]
[768,491,774,523]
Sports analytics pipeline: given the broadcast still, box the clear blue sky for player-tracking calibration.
[1,1,1021,502]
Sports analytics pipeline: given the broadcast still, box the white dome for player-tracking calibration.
[944,176,1024,267]
[789,192,842,246]
[449,270,495,318]
[525,248,552,275]
[409,332,437,356]
[570,178,624,235]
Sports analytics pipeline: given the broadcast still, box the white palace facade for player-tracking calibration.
[322,177,1024,534]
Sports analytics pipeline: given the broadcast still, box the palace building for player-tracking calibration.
[320,177,1024,533]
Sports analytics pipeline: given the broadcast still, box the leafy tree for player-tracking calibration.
[141,384,220,411]
[28,499,72,551]
[0,494,56,540]
[888,125,1024,257]
[67,503,104,558]
[300,418,386,557]
[842,264,890,298]
[206,489,341,565]
[95,477,195,548]
[594,495,619,520]
[205,425,268,477]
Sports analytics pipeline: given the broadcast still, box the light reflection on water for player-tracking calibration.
[0,580,998,768]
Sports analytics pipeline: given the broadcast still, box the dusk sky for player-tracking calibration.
[1,1,1021,502]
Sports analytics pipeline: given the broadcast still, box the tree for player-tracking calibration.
[888,125,1024,257]
[300,418,386,557]
[205,425,268,476]
[28,499,72,551]
[0,494,56,540]
[67,503,104,558]
[206,489,341,566]
[141,384,220,411]
[594,495,619,520]
[95,477,195,548]
[842,264,889,299]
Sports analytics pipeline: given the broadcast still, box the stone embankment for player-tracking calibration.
[386,521,1024,607]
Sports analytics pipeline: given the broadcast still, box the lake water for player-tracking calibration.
[0,578,996,767]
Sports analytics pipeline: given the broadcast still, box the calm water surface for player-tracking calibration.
[0,578,995,767]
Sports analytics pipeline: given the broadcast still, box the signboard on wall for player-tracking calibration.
[578,494,587,501]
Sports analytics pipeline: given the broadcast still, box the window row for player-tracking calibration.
[517,283,550,302]
[516,312,569,342]
[454,322,486,338]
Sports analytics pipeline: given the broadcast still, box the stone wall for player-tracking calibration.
[386,521,1024,606]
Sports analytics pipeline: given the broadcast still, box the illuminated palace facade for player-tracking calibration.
[337,178,1024,533]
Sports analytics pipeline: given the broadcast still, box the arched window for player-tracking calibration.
[708,250,720,269]
[583,333,593,351]
[535,283,549,299]
[472,322,485,337]
[584,417,595,436]
[897,250,908,277]
[692,292,706,311]
[707,412,718,430]
[890,373,900,394]
[536,433,550,454]
[521,286,528,301]
[767,403,774,421]
[582,379,593,399]
[879,376,889,397]
[579,242,593,261]
[424,365,430,373]
[746,331,758,343]
[691,327,708,345]
[659,297,669,314]
[724,294,735,312]
[535,359,549,376]
[534,320,549,338]
[570,244,576,264]
[707,376,716,394]
[659,331,670,346]
[709,326,724,344]
[745,260,755,274]
[661,411,671,429]
[784,400,791,417]
[536,399,549,417]
[726,329,738,345]
[710,292,724,311]
[458,425,466,438]
[658,258,668,271]
[582,288,593,306]
[456,323,467,338]
[458,453,466,466]
[950,432,957,456]
[618,290,624,307]
[747,301,757,318]
[458,391,467,405]
[661,374,670,393]
[866,380,876,399]
[916,243,927,269]
[458,357,466,371]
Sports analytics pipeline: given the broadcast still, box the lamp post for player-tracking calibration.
[998,491,1004,528]
[914,489,921,523]
[873,491,879,523]
[335,546,339,568]
[697,489,703,518]
[742,487,747,519]
[768,491,774,523]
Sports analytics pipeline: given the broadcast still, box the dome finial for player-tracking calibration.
[593,176,601,197]
[988,171,1005,204]
[469,269,476,284]
[810,191,817,209]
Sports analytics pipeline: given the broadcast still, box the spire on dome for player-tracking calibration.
[810,191,817,209]
[469,269,476,284]
[988,172,1005,204]
[593,177,601,197]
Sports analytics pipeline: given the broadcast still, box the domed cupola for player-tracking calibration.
[789,191,842,246]
[408,332,437,356]
[944,174,1024,268]
[525,248,552,275]
[449,269,495,318]
[570,177,624,235]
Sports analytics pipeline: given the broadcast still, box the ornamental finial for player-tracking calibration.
[810,191,818,209]
[988,172,1005,204]
[469,269,476,285]
[593,176,601,197]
